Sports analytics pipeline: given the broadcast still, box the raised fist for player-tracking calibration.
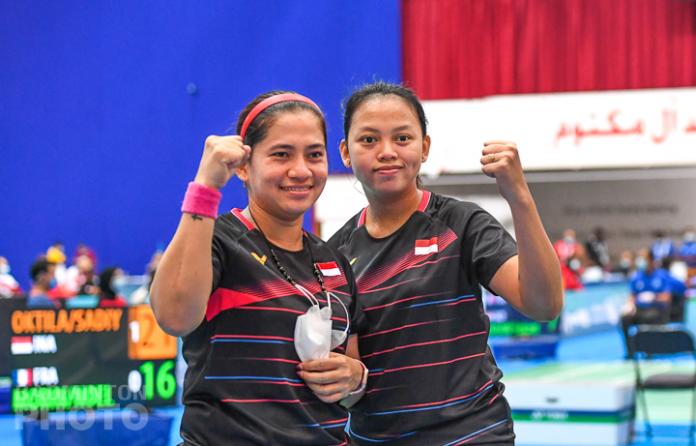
[194,135,251,190]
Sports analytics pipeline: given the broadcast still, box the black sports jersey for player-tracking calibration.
[181,209,357,446]
[329,191,517,445]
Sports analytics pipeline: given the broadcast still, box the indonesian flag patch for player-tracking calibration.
[414,237,439,255]
[316,261,341,277]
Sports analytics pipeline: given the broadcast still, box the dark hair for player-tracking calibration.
[30,258,53,281]
[343,81,427,140]
[235,90,327,147]
[98,267,120,300]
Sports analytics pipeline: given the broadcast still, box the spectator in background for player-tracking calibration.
[97,267,128,308]
[46,241,68,285]
[661,256,688,323]
[73,242,98,270]
[585,227,611,270]
[64,254,98,296]
[620,248,672,357]
[650,230,676,264]
[28,259,59,308]
[0,256,24,298]
[130,249,163,305]
[678,226,696,280]
[614,250,634,277]
[554,229,585,289]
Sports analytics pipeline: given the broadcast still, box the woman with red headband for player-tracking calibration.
[151,91,366,445]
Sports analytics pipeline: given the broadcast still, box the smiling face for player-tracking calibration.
[236,109,328,221]
[341,94,430,199]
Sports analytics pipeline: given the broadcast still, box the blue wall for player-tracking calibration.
[0,1,401,288]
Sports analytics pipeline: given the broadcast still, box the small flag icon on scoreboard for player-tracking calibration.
[11,336,33,355]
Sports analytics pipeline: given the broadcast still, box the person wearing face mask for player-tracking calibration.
[553,229,585,290]
[678,227,696,280]
[97,267,128,308]
[650,230,676,264]
[619,248,673,358]
[27,258,60,308]
[0,256,24,298]
[150,91,365,445]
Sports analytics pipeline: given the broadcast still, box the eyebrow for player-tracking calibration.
[267,143,326,150]
[356,125,415,133]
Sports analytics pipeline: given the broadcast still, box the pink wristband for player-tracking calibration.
[181,182,222,219]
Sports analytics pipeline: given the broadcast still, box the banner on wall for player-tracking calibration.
[422,88,696,175]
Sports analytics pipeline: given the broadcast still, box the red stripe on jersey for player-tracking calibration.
[235,305,304,315]
[206,288,294,321]
[417,190,431,211]
[231,208,255,230]
[362,291,453,311]
[393,380,493,410]
[240,357,301,364]
[248,380,307,387]
[356,190,429,228]
[357,229,458,293]
[357,207,368,226]
[369,352,486,376]
[211,334,295,342]
[361,331,487,359]
[221,398,303,404]
[361,320,448,338]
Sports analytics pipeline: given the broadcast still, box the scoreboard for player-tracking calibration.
[0,299,178,414]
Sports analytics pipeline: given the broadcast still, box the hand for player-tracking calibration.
[297,353,364,403]
[480,140,531,205]
[194,135,251,190]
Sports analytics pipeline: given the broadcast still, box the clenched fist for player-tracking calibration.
[480,140,532,206]
[194,135,251,190]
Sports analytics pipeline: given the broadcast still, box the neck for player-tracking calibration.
[30,284,49,296]
[364,186,423,238]
[244,203,304,251]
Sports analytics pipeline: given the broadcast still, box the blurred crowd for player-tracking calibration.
[552,226,696,357]
[0,242,162,309]
[553,226,696,289]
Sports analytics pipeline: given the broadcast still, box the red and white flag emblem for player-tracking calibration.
[11,336,33,355]
[415,237,439,255]
[316,262,341,277]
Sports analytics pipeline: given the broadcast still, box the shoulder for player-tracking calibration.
[327,210,363,251]
[213,210,254,244]
[424,192,497,232]
[306,232,351,270]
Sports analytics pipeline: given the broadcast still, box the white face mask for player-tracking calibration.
[293,284,349,362]
[0,264,9,275]
[635,257,648,271]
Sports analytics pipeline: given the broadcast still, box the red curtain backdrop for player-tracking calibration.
[402,0,696,99]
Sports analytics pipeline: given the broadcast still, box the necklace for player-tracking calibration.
[247,209,328,297]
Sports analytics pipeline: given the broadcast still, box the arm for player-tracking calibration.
[480,141,564,321]
[150,135,250,336]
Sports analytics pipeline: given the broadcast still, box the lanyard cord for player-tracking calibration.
[248,209,328,298]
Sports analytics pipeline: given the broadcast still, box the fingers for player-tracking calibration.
[303,382,346,403]
[205,135,251,166]
[297,354,359,403]
[480,141,521,179]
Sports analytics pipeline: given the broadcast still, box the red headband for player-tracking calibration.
[239,93,321,141]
